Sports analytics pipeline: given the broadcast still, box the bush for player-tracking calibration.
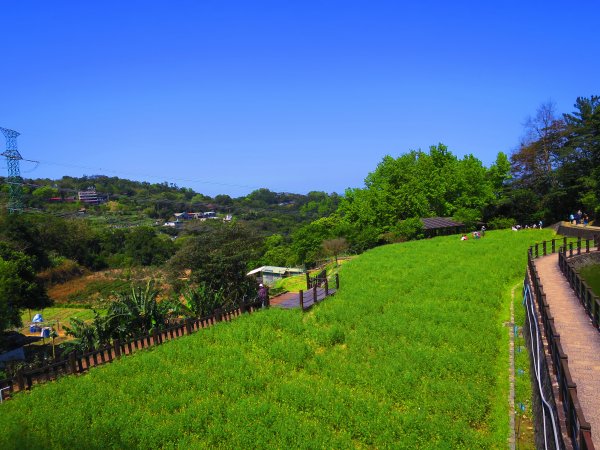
[38,259,86,285]
[388,217,424,242]
[453,207,481,230]
[488,217,517,230]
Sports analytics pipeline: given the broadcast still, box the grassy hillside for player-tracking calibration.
[0,229,553,448]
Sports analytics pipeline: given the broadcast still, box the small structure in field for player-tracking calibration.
[421,217,465,238]
[246,266,305,286]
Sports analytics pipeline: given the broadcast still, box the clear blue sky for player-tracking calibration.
[1,1,598,197]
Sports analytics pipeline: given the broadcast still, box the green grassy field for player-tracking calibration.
[0,229,553,448]
[580,264,600,297]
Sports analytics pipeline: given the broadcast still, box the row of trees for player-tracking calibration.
[506,96,599,223]
[1,94,597,349]
[273,95,599,266]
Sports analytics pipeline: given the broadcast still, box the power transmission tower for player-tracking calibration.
[0,127,24,213]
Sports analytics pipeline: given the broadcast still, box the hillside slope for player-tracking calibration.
[0,229,553,448]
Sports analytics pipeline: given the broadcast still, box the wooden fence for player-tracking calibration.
[558,240,600,328]
[0,302,262,402]
[527,238,596,450]
[306,269,327,289]
[298,273,339,310]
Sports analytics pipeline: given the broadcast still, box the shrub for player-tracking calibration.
[38,259,86,285]
[389,217,424,242]
[488,217,517,230]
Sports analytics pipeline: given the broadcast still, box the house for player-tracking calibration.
[163,220,184,229]
[174,212,192,220]
[246,266,305,286]
[77,187,107,205]
[421,217,465,238]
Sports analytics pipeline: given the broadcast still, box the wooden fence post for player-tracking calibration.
[113,339,121,358]
[68,352,77,374]
[325,278,329,296]
[336,273,339,289]
[16,370,25,392]
[185,319,192,335]
[552,239,556,253]
[306,272,311,290]
[313,285,317,304]
[299,290,304,310]
[265,287,270,307]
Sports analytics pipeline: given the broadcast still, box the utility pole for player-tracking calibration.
[0,127,24,213]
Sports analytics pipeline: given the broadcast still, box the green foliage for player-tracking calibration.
[123,226,175,266]
[180,283,225,318]
[168,222,260,303]
[579,264,600,297]
[453,207,481,230]
[0,230,553,448]
[505,96,600,223]
[339,144,497,248]
[261,234,295,267]
[388,217,424,242]
[488,217,517,230]
[291,215,342,265]
[62,280,173,352]
[37,258,85,285]
[0,245,51,337]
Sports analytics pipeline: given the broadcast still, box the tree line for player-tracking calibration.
[0,93,597,351]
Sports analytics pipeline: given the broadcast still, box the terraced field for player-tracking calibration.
[0,229,553,448]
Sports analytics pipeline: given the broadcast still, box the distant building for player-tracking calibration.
[77,187,107,205]
[163,220,184,229]
[246,266,305,286]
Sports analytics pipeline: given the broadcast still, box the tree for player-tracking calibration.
[338,144,496,243]
[168,222,261,304]
[321,238,349,267]
[124,227,175,266]
[562,95,600,217]
[0,246,51,338]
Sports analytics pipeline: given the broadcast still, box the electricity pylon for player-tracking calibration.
[0,127,24,213]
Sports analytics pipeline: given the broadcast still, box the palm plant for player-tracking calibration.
[105,280,169,341]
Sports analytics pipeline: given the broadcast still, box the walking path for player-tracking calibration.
[270,287,336,309]
[535,254,600,448]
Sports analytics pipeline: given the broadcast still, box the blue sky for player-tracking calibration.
[1,1,598,197]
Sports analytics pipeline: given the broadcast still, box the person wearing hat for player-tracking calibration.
[258,283,268,308]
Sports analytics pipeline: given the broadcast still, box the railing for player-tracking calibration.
[558,239,600,329]
[299,273,339,311]
[0,302,262,400]
[527,240,596,449]
[306,269,327,289]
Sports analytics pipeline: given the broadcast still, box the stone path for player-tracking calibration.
[535,254,600,448]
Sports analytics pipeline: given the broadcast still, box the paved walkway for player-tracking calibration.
[270,287,336,309]
[535,254,600,448]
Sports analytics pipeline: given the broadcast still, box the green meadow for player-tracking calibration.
[0,229,553,449]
